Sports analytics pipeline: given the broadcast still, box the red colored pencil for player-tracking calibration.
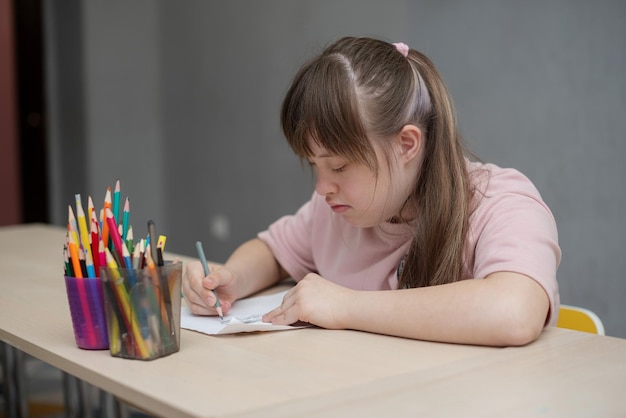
[105,207,127,264]
[102,187,112,249]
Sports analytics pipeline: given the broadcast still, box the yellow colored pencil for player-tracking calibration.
[75,194,93,266]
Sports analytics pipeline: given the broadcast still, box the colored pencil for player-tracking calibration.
[125,226,134,254]
[68,239,82,279]
[90,215,100,274]
[87,196,95,229]
[98,240,106,273]
[138,238,146,269]
[78,247,87,278]
[147,222,172,309]
[195,241,223,319]
[132,239,141,270]
[75,194,93,263]
[84,247,96,278]
[122,197,130,241]
[156,235,166,266]
[105,207,127,265]
[102,187,112,249]
[113,180,121,223]
[64,245,73,276]
[121,242,137,287]
[147,220,159,266]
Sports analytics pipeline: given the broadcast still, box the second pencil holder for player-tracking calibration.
[100,261,182,360]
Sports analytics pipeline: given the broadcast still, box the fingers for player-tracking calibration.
[263,306,291,325]
[182,261,225,315]
[263,291,296,325]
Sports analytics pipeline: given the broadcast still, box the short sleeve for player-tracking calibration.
[469,165,561,325]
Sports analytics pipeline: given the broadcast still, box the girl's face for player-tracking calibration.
[307,139,414,228]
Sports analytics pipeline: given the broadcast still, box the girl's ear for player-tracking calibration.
[396,124,422,162]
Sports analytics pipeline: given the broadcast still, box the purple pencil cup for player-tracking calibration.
[64,276,109,349]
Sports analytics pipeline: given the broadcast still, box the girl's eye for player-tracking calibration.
[332,165,347,173]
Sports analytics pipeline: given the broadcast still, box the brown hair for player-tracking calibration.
[281,37,473,288]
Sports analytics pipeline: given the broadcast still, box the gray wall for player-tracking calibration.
[45,1,626,337]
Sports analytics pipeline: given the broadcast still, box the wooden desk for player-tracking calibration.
[1,224,625,417]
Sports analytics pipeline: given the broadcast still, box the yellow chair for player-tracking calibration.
[557,304,605,335]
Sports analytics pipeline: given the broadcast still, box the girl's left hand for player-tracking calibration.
[263,273,352,329]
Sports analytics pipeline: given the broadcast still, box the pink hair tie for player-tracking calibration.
[393,42,409,58]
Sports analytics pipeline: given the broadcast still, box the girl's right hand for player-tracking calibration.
[182,260,237,316]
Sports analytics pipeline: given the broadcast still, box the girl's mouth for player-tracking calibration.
[331,205,350,213]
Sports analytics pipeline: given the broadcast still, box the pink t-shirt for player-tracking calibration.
[258,160,561,325]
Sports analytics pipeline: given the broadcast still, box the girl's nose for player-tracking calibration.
[315,173,338,196]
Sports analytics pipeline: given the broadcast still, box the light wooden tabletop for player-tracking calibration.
[1,224,625,417]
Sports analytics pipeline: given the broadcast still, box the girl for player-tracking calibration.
[182,37,560,346]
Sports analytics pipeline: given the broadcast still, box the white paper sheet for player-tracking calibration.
[181,290,303,334]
